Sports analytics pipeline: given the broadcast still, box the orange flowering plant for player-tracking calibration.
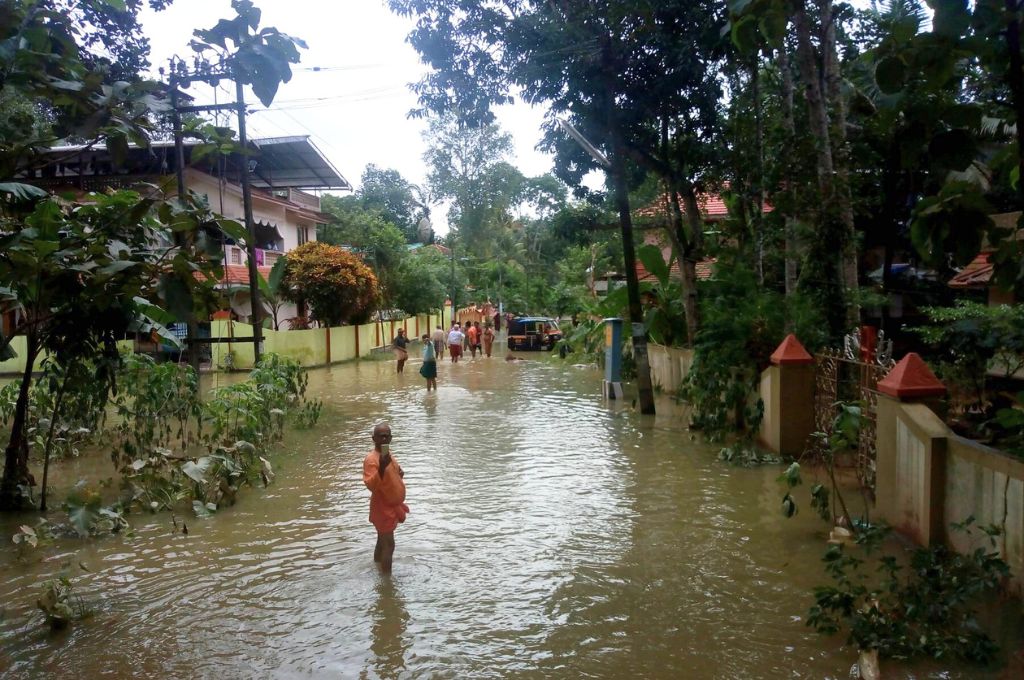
[281,242,379,326]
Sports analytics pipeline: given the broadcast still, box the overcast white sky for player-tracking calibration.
[140,0,887,232]
[140,0,554,219]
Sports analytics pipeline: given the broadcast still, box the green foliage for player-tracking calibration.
[910,182,994,268]
[11,518,53,559]
[391,248,448,315]
[718,444,779,467]
[807,520,1009,663]
[357,164,431,243]
[188,0,306,108]
[781,403,863,525]
[994,391,1024,459]
[257,255,289,330]
[682,264,828,441]
[281,241,379,326]
[911,301,1024,412]
[555,286,636,378]
[0,187,229,508]
[63,482,130,537]
[109,353,320,517]
[636,244,688,347]
[36,572,90,631]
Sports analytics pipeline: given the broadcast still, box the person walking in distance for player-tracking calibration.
[431,325,446,359]
[392,328,409,373]
[482,322,495,357]
[419,333,438,390]
[466,321,480,358]
[447,323,464,363]
[363,422,408,574]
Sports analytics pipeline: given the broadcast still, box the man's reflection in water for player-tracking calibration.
[367,577,410,679]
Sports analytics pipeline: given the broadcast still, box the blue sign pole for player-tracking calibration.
[603,317,623,400]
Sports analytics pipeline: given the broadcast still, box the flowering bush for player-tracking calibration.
[281,242,379,326]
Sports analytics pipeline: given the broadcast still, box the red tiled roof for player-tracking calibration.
[196,264,275,287]
[635,231,716,282]
[948,253,993,289]
[695,259,716,280]
[636,252,716,282]
[635,191,773,222]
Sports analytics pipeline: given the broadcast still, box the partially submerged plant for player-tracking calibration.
[807,519,1009,664]
[36,569,91,631]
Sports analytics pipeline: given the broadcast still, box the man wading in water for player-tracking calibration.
[362,422,408,573]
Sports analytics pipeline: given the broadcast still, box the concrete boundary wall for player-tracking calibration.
[877,396,1024,595]
[209,314,443,371]
[0,314,443,376]
[647,343,694,393]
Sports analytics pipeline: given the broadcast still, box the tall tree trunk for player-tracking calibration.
[778,44,801,297]
[0,331,39,510]
[606,98,655,413]
[752,58,766,286]
[610,150,655,413]
[657,114,701,348]
[793,0,848,337]
[820,0,860,328]
[675,185,704,347]
[39,370,70,513]
[793,2,833,192]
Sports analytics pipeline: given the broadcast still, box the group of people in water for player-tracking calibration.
[392,321,501,392]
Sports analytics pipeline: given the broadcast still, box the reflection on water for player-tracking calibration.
[0,351,1019,678]
[367,578,410,680]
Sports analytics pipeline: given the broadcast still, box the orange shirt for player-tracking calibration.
[467,326,480,344]
[363,449,408,532]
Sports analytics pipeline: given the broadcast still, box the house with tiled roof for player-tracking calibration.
[621,190,771,288]
[947,212,1021,306]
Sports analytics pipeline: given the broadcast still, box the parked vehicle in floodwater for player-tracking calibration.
[507,316,562,351]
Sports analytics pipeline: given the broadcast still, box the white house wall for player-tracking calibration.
[185,170,317,259]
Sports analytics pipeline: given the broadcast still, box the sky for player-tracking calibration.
[139,0,888,233]
[139,0,556,224]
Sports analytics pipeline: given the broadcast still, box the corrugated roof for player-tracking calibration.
[33,136,350,191]
[250,136,350,191]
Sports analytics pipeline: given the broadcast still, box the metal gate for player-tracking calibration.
[813,328,895,495]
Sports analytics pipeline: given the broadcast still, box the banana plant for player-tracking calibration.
[637,243,687,347]
[257,256,289,330]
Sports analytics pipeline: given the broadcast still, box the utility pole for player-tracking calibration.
[165,57,263,367]
[169,73,202,376]
[236,77,263,365]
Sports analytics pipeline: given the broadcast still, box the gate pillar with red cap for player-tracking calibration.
[760,334,816,457]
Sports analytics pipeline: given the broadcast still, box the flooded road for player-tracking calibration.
[0,351,1016,678]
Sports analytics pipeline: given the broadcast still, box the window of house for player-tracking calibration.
[297,225,309,246]
[229,247,242,265]
[264,252,280,267]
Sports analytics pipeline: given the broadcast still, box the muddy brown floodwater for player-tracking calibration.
[0,350,1020,678]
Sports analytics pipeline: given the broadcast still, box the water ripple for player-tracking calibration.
[0,353,1014,679]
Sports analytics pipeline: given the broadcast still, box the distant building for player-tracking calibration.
[948,212,1021,306]
[595,191,766,294]
[23,136,350,325]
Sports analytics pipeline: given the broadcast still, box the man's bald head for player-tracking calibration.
[372,422,392,451]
